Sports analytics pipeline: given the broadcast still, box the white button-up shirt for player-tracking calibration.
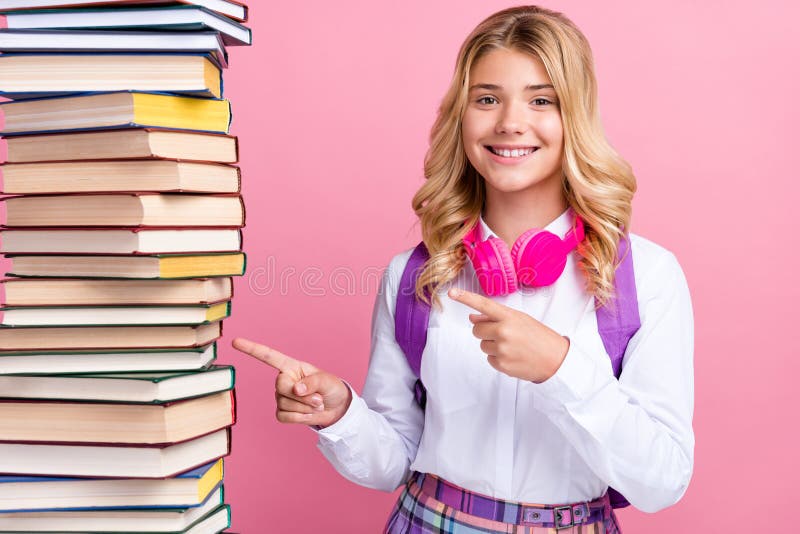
[315,208,695,513]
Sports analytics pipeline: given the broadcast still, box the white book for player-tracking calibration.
[0,459,223,512]
[0,29,228,68]
[1,5,251,45]
[4,194,244,227]
[0,365,234,402]
[0,487,224,531]
[0,301,230,326]
[0,0,247,22]
[0,228,242,254]
[0,322,222,351]
[0,343,217,375]
[0,428,230,477]
[0,502,230,534]
[1,277,233,306]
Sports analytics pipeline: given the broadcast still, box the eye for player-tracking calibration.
[476,96,498,105]
[532,98,553,106]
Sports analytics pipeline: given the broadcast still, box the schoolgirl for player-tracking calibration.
[234,5,694,533]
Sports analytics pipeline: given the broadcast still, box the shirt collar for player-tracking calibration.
[478,206,574,241]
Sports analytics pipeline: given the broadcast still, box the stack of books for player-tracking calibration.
[0,1,250,532]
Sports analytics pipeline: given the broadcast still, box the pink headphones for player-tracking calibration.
[462,209,586,296]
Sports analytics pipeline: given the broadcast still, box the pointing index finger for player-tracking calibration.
[232,337,298,373]
[447,287,507,320]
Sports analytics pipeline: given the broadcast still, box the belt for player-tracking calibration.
[414,471,609,530]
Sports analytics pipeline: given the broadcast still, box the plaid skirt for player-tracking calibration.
[383,472,622,534]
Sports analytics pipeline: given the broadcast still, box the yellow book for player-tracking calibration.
[6,253,247,279]
[1,91,231,135]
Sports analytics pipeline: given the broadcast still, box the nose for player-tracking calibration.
[495,99,528,135]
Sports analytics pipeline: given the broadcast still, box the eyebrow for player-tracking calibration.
[468,83,554,92]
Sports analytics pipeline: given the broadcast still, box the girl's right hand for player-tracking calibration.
[231,337,352,429]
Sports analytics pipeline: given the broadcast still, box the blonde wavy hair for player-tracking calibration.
[412,5,636,312]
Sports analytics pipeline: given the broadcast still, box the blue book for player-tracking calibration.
[0,5,252,45]
[0,0,248,23]
[0,459,223,513]
[0,489,226,532]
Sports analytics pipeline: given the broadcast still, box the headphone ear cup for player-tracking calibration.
[511,228,541,286]
[486,237,517,295]
[512,229,567,287]
[469,237,516,296]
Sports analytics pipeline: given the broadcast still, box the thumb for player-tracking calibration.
[293,372,342,398]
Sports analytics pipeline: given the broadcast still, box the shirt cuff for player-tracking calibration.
[308,380,365,441]
[530,336,615,406]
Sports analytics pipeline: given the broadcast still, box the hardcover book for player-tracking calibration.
[0,227,242,254]
[0,499,231,532]
[0,5,252,45]
[3,193,245,228]
[1,277,233,306]
[0,427,231,477]
[0,301,232,326]
[0,0,248,22]
[0,343,218,374]
[5,253,246,279]
[0,389,235,444]
[0,53,223,100]
[0,321,222,350]
[0,365,234,402]
[2,158,241,194]
[3,128,238,164]
[1,91,231,135]
[0,459,224,512]
[0,29,229,68]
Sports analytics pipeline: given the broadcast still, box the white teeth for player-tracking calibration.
[491,147,535,157]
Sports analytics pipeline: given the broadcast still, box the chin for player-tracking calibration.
[480,170,558,193]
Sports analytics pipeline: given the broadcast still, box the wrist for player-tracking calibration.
[335,379,353,421]
[532,334,570,384]
[313,379,353,430]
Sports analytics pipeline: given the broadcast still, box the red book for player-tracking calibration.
[0,389,236,445]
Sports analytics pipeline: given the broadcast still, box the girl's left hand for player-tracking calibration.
[447,287,570,383]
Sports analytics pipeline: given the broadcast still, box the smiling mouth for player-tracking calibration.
[485,146,539,158]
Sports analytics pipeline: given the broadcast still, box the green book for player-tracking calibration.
[0,501,232,532]
[0,343,217,375]
[0,364,235,403]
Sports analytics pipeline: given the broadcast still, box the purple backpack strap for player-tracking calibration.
[394,242,432,408]
[394,236,640,509]
[593,235,640,509]
[595,235,641,379]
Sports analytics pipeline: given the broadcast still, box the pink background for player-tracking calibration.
[2,0,798,532]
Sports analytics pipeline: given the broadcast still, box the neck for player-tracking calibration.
[482,182,568,247]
